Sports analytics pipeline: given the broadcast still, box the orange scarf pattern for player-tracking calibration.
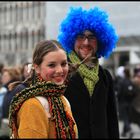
[9,76,76,138]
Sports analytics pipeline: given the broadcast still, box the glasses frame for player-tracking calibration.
[76,34,96,42]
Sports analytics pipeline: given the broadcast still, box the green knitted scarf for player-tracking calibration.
[68,51,99,96]
[9,76,76,139]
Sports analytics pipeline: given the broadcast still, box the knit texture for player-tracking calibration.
[69,51,99,96]
[9,76,76,139]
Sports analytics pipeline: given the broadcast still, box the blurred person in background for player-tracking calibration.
[20,62,31,81]
[0,63,5,132]
[0,63,4,86]
[117,67,136,138]
[129,65,140,128]
[134,65,140,76]
[0,63,5,98]
[3,63,32,108]
[114,66,125,120]
[0,67,21,138]
[1,67,21,119]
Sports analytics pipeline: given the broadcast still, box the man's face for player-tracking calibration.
[74,30,97,60]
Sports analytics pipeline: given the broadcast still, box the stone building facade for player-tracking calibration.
[0,1,46,66]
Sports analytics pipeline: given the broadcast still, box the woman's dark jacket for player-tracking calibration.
[65,66,119,138]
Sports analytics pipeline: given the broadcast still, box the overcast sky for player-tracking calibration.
[45,2,140,39]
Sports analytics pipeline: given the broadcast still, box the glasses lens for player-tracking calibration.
[87,35,96,40]
[77,34,96,42]
[77,34,85,41]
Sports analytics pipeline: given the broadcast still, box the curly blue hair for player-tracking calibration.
[57,6,119,58]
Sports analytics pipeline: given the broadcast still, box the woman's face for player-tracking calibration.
[74,30,97,60]
[35,49,69,85]
[1,71,11,85]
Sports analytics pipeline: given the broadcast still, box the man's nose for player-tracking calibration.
[83,37,89,45]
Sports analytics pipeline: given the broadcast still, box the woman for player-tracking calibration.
[8,40,78,139]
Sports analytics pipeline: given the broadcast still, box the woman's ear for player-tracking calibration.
[33,64,40,74]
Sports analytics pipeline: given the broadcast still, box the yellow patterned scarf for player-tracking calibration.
[68,51,99,96]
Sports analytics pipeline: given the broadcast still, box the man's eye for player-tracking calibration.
[88,35,96,40]
[77,35,85,39]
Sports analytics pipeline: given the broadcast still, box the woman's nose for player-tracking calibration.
[56,66,63,73]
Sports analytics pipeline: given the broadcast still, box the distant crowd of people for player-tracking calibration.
[0,62,31,138]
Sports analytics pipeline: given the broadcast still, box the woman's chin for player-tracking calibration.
[54,81,64,85]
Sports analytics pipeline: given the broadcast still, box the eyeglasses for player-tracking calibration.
[76,34,96,42]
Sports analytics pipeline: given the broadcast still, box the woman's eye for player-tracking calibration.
[61,62,68,67]
[48,63,56,68]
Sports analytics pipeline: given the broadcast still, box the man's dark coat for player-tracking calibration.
[65,66,119,138]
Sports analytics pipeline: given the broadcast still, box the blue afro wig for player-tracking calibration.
[57,6,119,59]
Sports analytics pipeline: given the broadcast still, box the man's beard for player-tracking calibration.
[75,50,98,69]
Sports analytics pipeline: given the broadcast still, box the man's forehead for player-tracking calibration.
[82,30,95,35]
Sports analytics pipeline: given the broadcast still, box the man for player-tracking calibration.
[58,6,119,138]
